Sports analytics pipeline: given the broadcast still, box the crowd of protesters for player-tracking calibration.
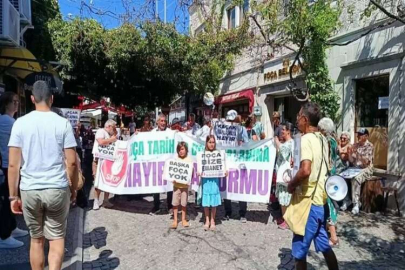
[0,80,378,270]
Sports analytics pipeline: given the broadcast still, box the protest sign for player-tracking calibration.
[93,141,119,161]
[163,159,193,185]
[94,130,277,203]
[213,120,241,147]
[197,150,226,178]
[292,134,301,177]
[276,162,293,185]
[61,108,81,128]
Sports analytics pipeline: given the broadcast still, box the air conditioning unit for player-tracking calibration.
[0,0,21,46]
[9,0,31,25]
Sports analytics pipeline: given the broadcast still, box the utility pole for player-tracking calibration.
[155,0,158,20]
[164,0,167,23]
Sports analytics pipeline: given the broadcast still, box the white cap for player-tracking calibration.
[226,110,238,121]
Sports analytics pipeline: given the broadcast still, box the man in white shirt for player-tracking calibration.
[8,81,78,270]
[150,114,173,215]
[92,119,117,210]
[183,113,201,135]
[195,116,212,141]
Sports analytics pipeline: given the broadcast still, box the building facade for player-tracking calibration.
[189,0,405,212]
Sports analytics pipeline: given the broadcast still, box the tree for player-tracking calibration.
[25,0,61,61]
[47,15,250,108]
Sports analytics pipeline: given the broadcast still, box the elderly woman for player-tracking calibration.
[318,117,340,247]
[336,131,352,174]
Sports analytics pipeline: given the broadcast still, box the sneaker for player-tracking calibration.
[103,200,114,208]
[351,204,360,215]
[149,209,163,216]
[222,215,230,221]
[278,221,289,230]
[240,217,247,223]
[93,199,100,210]
[11,228,28,238]
[0,237,24,249]
[340,202,348,211]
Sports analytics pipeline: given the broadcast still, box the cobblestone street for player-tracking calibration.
[83,194,405,270]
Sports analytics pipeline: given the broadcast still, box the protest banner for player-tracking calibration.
[212,120,241,147]
[94,130,277,203]
[163,159,193,185]
[93,140,120,161]
[197,150,226,178]
[292,133,301,177]
[61,108,81,128]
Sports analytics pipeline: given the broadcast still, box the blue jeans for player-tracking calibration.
[292,204,331,260]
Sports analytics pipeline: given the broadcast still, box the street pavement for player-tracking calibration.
[0,206,83,270]
[83,193,405,270]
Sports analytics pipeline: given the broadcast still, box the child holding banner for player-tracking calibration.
[170,142,192,229]
[199,135,226,231]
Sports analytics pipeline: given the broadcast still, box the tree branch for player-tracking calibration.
[327,19,396,46]
[370,0,405,24]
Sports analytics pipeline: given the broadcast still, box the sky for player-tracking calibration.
[58,0,190,32]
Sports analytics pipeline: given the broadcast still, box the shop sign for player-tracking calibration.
[24,72,63,94]
[264,59,302,82]
[378,96,389,109]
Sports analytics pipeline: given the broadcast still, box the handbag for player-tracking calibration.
[67,153,85,191]
[283,134,327,236]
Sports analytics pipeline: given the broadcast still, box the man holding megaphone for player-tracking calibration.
[284,102,339,270]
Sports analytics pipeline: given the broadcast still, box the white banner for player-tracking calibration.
[197,150,226,178]
[94,130,277,203]
[93,141,119,161]
[61,108,81,128]
[163,159,193,185]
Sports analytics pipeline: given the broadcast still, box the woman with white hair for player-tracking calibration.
[318,117,340,247]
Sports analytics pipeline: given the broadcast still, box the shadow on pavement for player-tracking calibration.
[82,250,120,270]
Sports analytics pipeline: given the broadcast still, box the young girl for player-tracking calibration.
[200,135,225,231]
[171,142,192,229]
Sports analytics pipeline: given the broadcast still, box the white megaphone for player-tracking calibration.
[325,175,348,201]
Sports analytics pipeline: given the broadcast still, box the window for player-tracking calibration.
[228,7,237,29]
[355,75,389,170]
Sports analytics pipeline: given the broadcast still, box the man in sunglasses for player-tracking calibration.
[348,128,374,215]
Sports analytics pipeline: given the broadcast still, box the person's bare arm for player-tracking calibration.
[287,160,311,193]
[8,147,22,214]
[64,148,78,195]
[97,135,117,146]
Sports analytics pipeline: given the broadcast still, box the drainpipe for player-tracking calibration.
[397,53,405,176]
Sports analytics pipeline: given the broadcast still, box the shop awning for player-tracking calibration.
[0,47,41,79]
[216,88,255,113]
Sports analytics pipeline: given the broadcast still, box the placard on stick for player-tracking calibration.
[197,150,226,178]
[163,159,193,185]
[94,141,118,161]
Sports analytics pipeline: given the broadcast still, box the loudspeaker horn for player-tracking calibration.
[325,175,348,202]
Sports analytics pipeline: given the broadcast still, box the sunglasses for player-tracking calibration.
[340,137,348,141]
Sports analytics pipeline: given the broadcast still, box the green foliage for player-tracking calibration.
[25,0,61,61]
[257,0,342,121]
[48,16,250,108]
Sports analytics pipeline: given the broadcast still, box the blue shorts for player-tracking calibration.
[292,204,331,260]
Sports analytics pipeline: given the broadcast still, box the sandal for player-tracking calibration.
[170,222,178,230]
[329,239,340,248]
[182,221,190,227]
[203,223,210,231]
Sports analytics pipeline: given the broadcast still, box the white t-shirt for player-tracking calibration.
[92,128,111,155]
[8,111,77,190]
[0,114,15,168]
